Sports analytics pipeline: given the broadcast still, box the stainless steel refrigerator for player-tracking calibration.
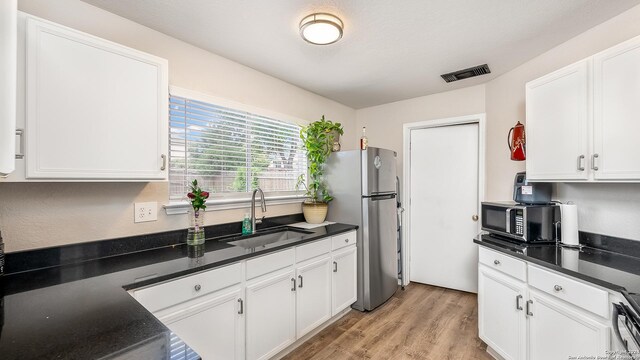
[325,147,398,311]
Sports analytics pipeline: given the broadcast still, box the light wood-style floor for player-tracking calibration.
[282,283,492,360]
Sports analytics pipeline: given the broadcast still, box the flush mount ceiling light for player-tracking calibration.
[299,13,343,45]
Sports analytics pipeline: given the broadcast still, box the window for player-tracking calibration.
[169,94,307,202]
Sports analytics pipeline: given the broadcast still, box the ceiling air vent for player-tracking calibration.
[441,64,491,83]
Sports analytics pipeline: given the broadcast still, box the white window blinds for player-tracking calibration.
[169,95,307,200]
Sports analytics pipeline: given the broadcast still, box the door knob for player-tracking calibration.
[472,215,479,222]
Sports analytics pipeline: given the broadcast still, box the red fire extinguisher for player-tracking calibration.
[508,121,526,161]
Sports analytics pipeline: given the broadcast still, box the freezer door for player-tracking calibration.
[362,194,398,310]
[362,147,397,196]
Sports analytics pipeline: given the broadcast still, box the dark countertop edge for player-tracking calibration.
[622,290,640,315]
[123,225,358,290]
[473,239,627,293]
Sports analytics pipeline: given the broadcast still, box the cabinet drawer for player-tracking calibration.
[528,265,609,318]
[478,247,526,282]
[246,248,294,280]
[296,238,331,263]
[134,263,242,313]
[331,231,356,251]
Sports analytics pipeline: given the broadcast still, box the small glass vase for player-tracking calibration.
[187,208,205,246]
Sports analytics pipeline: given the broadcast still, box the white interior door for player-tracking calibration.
[409,122,479,292]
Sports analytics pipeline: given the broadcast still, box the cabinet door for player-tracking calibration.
[332,246,357,316]
[161,287,244,360]
[0,0,17,176]
[25,16,168,180]
[478,265,527,360]
[296,256,332,338]
[246,269,296,360]
[525,60,590,181]
[593,35,640,180]
[527,289,609,360]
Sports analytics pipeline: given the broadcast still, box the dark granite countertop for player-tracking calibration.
[0,221,357,359]
[474,233,640,315]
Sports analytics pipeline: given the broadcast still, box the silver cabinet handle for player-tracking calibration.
[15,129,24,159]
[160,154,167,171]
[472,215,479,222]
[291,278,296,292]
[494,260,500,265]
[237,298,244,315]
[554,285,563,292]
[194,284,201,291]
[591,154,599,171]
[516,295,523,311]
[333,261,338,273]
[298,275,303,288]
[526,300,534,317]
[344,238,349,243]
[577,155,585,171]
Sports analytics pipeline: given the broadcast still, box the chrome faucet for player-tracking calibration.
[251,187,267,234]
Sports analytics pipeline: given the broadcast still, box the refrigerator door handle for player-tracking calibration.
[368,194,396,201]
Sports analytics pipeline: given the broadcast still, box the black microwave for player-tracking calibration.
[481,202,560,243]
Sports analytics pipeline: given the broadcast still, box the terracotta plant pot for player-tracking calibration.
[302,201,329,224]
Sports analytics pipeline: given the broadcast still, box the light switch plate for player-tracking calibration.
[134,202,158,223]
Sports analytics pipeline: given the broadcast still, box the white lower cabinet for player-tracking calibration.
[246,269,297,360]
[159,286,245,360]
[132,231,358,360]
[295,256,332,338]
[477,247,611,360]
[331,246,357,316]
[527,289,609,360]
[478,265,527,360]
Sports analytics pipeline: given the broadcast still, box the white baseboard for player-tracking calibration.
[272,307,353,360]
[486,346,505,360]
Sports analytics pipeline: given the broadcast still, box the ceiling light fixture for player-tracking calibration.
[299,13,343,45]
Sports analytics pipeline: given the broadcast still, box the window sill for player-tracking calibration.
[164,194,307,215]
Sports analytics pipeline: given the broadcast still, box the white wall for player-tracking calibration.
[360,3,640,241]
[4,1,640,252]
[484,3,640,240]
[355,85,486,181]
[0,0,357,252]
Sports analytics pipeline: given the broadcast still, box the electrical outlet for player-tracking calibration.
[134,202,158,223]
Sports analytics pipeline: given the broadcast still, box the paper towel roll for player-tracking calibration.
[560,203,579,247]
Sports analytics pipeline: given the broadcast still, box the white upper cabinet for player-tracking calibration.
[0,0,17,176]
[593,36,640,180]
[525,60,590,181]
[526,34,640,182]
[24,15,168,180]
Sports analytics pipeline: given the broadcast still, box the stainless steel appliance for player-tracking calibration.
[481,201,560,243]
[325,147,398,311]
[612,297,640,359]
[513,172,552,205]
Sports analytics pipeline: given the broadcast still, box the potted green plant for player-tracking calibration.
[297,115,344,224]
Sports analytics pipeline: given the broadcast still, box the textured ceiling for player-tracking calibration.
[82,0,640,108]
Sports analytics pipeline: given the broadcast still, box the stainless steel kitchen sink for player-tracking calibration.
[226,228,313,249]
